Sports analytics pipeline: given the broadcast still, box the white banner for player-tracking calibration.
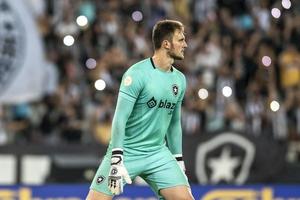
[0,0,46,104]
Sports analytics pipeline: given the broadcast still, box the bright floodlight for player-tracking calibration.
[262,56,272,67]
[271,8,281,18]
[198,88,209,100]
[270,100,280,112]
[63,35,74,46]
[76,15,88,27]
[282,0,291,9]
[94,79,106,91]
[85,58,97,69]
[222,86,232,97]
[132,11,143,22]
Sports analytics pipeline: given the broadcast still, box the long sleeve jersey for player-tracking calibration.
[108,58,186,156]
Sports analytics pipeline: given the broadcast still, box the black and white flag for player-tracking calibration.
[0,0,46,104]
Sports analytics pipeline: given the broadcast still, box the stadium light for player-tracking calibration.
[270,100,280,112]
[262,56,272,67]
[63,35,75,46]
[132,11,143,22]
[222,86,232,98]
[271,8,281,18]
[198,88,209,100]
[94,79,106,91]
[85,58,97,69]
[282,0,291,9]
[76,15,88,27]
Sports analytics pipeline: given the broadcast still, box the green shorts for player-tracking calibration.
[90,147,189,199]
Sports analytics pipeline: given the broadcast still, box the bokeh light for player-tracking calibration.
[282,0,291,9]
[271,8,281,18]
[198,88,209,100]
[76,15,88,27]
[222,86,232,98]
[94,79,106,91]
[262,56,272,67]
[63,35,75,46]
[270,100,280,112]
[85,58,97,69]
[131,11,143,22]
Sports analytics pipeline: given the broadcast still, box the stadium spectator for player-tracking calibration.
[1,0,299,147]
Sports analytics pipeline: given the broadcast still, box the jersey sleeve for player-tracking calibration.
[119,68,144,102]
[166,74,186,155]
[110,95,135,149]
[111,68,144,149]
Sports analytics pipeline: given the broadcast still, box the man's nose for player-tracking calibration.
[184,41,188,48]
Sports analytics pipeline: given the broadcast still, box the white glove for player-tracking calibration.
[108,149,132,195]
[174,154,186,172]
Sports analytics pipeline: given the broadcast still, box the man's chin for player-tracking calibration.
[172,54,184,60]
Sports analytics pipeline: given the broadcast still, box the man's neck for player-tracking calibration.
[152,50,174,72]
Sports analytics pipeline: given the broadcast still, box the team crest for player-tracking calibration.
[172,84,179,96]
[195,132,255,185]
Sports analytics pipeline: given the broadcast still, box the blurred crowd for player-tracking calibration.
[0,0,300,146]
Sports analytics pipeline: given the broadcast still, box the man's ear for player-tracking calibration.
[162,40,171,50]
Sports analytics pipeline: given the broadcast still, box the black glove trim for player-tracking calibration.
[112,148,124,155]
[175,155,183,161]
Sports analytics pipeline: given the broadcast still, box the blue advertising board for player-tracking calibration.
[0,184,300,199]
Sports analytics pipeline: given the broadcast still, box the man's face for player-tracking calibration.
[168,29,187,60]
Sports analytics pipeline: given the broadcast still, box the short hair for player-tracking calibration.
[152,19,184,50]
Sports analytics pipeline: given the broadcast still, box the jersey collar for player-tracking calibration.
[150,57,173,72]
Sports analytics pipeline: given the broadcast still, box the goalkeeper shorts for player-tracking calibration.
[90,146,189,199]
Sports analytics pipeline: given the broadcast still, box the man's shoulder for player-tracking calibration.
[172,66,186,80]
[123,58,151,83]
[129,58,151,72]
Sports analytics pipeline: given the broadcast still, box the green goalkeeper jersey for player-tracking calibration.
[108,58,186,156]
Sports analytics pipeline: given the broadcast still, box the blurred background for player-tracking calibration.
[0,0,300,199]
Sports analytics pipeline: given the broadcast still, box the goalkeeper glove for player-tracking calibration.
[108,148,132,195]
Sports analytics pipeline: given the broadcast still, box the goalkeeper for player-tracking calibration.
[86,19,194,200]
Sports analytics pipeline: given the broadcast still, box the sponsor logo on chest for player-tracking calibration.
[146,83,179,112]
[147,97,176,110]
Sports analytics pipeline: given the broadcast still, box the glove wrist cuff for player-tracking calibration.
[112,148,124,155]
[111,148,124,165]
[174,154,183,161]
[174,154,186,172]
